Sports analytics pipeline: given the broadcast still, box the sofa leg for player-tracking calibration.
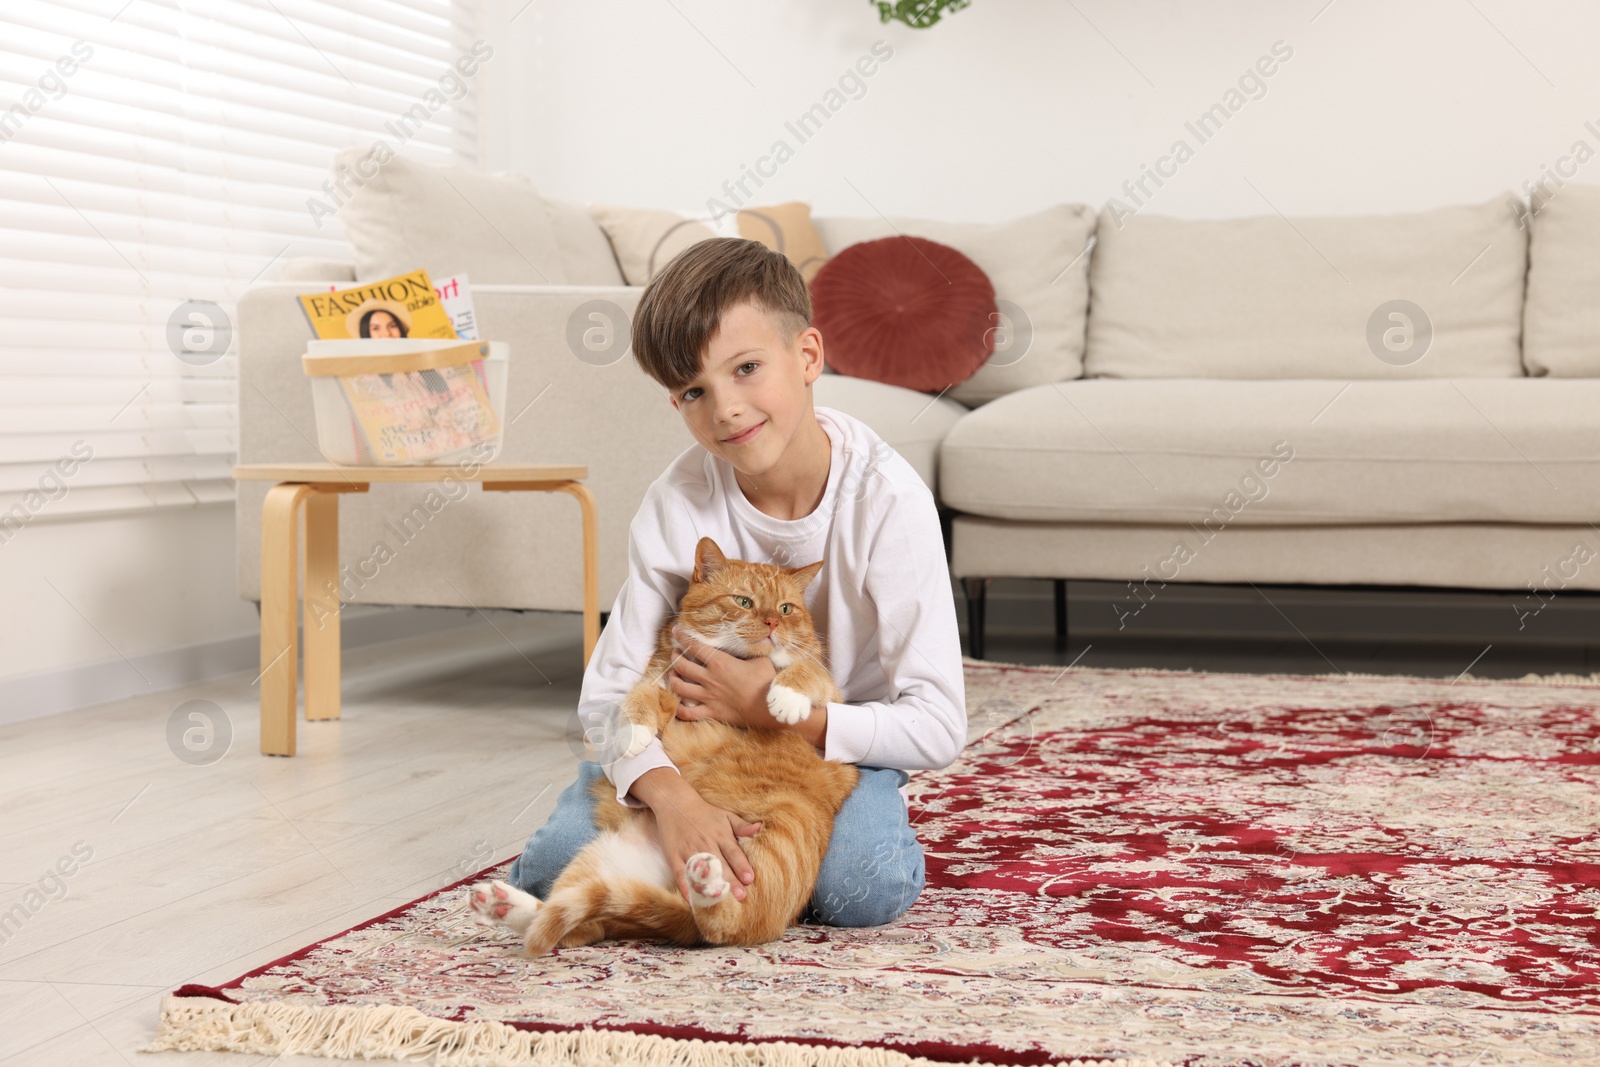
[1054,579,1068,642]
[962,577,989,660]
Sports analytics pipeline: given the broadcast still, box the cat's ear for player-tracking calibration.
[691,536,729,583]
[787,559,825,590]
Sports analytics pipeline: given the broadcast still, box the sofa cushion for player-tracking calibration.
[589,204,717,285]
[1523,183,1600,376]
[811,235,995,393]
[546,197,625,285]
[278,258,357,282]
[335,148,568,285]
[736,201,831,283]
[939,378,1600,524]
[812,204,1096,407]
[1085,196,1528,379]
[811,373,967,497]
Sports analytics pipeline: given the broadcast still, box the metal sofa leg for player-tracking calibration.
[961,577,989,660]
[1054,579,1068,642]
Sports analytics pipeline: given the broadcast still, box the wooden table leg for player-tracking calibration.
[260,483,316,756]
[484,479,602,668]
[303,490,341,721]
[561,482,601,668]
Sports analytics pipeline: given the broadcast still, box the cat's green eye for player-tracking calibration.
[779,603,792,614]
[733,595,753,609]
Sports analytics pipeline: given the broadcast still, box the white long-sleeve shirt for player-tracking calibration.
[575,404,967,811]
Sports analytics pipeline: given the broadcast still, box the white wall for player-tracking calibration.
[0,505,483,723]
[0,506,257,707]
[478,0,1600,220]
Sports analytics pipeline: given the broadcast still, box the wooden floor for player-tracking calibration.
[0,612,588,1065]
[3,587,1592,1065]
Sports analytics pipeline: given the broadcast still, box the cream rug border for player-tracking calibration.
[143,993,1177,1067]
[962,656,1600,688]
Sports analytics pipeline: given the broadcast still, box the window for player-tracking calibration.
[0,0,480,523]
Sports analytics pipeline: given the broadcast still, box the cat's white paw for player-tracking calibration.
[467,879,542,933]
[685,852,730,907]
[617,722,656,759]
[766,683,812,725]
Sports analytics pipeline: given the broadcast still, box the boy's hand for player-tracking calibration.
[648,778,761,903]
[667,624,777,728]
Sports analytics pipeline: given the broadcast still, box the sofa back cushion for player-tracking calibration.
[546,197,627,285]
[588,204,717,285]
[1523,183,1600,376]
[812,204,1095,406]
[335,147,568,284]
[735,201,831,284]
[1084,195,1528,379]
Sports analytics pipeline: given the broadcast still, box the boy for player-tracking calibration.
[506,237,966,927]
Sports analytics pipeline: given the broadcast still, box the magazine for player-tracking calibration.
[434,272,478,340]
[298,268,458,340]
[300,270,498,463]
[335,343,500,463]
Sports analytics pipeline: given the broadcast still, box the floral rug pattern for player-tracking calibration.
[183,662,1600,1066]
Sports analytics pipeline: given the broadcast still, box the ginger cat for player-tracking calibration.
[468,536,860,955]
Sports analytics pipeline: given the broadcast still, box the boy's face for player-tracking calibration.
[669,300,825,477]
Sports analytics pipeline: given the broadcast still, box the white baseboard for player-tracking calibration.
[0,605,498,727]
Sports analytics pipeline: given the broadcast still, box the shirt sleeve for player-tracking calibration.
[821,480,967,771]
[574,480,696,808]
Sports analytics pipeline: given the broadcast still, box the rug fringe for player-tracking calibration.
[143,994,1177,1067]
[963,657,1600,688]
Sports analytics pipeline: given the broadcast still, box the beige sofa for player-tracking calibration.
[236,167,1600,660]
[943,192,1600,655]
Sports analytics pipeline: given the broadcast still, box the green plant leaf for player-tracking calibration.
[874,0,972,29]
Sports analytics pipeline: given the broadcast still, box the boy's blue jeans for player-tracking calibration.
[506,761,925,927]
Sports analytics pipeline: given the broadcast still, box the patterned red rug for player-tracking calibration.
[147,661,1600,1066]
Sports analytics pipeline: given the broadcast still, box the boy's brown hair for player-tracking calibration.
[631,237,812,395]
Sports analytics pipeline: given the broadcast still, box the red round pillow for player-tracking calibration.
[809,235,996,392]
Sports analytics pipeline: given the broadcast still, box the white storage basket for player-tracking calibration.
[301,339,508,465]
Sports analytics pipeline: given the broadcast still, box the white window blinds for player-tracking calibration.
[0,0,480,523]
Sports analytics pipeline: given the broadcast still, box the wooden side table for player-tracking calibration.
[233,463,599,756]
